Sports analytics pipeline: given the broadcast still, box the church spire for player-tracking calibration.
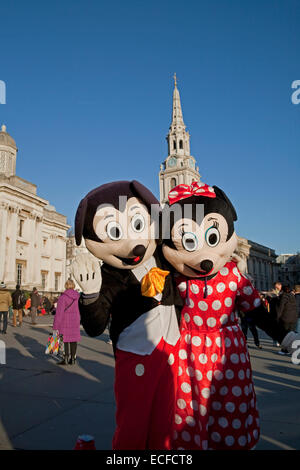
[159,76,200,205]
[170,73,185,132]
[167,74,189,156]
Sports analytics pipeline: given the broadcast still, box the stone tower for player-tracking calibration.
[159,75,201,204]
[0,124,18,178]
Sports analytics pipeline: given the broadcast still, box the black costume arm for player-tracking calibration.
[79,287,113,337]
[244,304,287,343]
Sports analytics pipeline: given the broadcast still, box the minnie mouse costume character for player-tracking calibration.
[162,181,295,450]
[72,180,182,450]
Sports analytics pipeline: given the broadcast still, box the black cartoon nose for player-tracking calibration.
[132,245,146,257]
[200,259,213,273]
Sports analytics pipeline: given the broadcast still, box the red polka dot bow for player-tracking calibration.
[168,182,216,205]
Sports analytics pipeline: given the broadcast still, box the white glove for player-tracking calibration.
[281,331,300,364]
[71,253,102,295]
[231,253,247,274]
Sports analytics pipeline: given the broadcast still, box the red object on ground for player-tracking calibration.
[74,435,96,450]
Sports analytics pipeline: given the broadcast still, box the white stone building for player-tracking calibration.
[277,253,300,287]
[0,124,69,294]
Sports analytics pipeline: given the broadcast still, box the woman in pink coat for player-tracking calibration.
[53,279,81,365]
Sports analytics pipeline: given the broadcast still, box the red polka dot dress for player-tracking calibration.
[173,261,261,450]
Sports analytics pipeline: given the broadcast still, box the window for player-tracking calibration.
[55,273,61,291]
[179,140,183,149]
[19,219,24,237]
[41,272,47,290]
[170,178,177,189]
[16,263,22,285]
[173,141,177,150]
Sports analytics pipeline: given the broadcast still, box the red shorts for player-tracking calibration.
[112,337,179,450]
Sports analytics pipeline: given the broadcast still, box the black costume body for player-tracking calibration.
[79,246,183,450]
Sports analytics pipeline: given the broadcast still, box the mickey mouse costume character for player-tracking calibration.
[72,180,182,450]
[162,181,298,450]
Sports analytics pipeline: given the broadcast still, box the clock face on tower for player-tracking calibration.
[189,158,195,169]
[168,157,177,168]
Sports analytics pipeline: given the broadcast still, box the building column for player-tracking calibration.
[34,215,43,286]
[6,205,19,286]
[61,236,67,287]
[26,213,37,288]
[49,234,55,291]
[0,202,8,281]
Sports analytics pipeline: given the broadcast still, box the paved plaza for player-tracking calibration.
[0,314,299,450]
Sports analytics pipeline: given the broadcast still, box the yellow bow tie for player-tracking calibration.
[141,267,170,298]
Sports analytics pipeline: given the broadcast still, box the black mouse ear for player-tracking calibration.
[130,180,160,207]
[213,186,237,221]
[75,197,88,246]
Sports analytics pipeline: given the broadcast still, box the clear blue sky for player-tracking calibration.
[1,0,299,254]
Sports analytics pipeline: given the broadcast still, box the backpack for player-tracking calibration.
[18,291,26,308]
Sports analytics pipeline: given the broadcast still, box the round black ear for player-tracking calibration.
[213,186,237,221]
[75,197,88,246]
[130,180,161,208]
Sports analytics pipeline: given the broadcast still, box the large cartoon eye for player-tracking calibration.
[182,232,198,252]
[205,226,220,247]
[131,214,145,233]
[106,221,123,241]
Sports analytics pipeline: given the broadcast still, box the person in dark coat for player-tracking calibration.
[30,288,41,325]
[266,281,282,347]
[42,296,52,314]
[239,310,262,349]
[11,284,26,327]
[277,285,298,355]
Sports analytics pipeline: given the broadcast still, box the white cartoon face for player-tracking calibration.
[163,211,237,277]
[85,197,157,269]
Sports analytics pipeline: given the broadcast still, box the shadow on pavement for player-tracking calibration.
[0,330,115,450]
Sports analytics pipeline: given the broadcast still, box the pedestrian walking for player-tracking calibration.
[266,281,282,346]
[0,282,12,334]
[276,285,298,355]
[11,284,26,327]
[30,287,41,325]
[239,310,262,349]
[50,297,58,315]
[53,279,81,365]
[43,296,52,315]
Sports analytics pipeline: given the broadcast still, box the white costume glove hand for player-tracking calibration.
[231,253,247,274]
[71,253,102,295]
